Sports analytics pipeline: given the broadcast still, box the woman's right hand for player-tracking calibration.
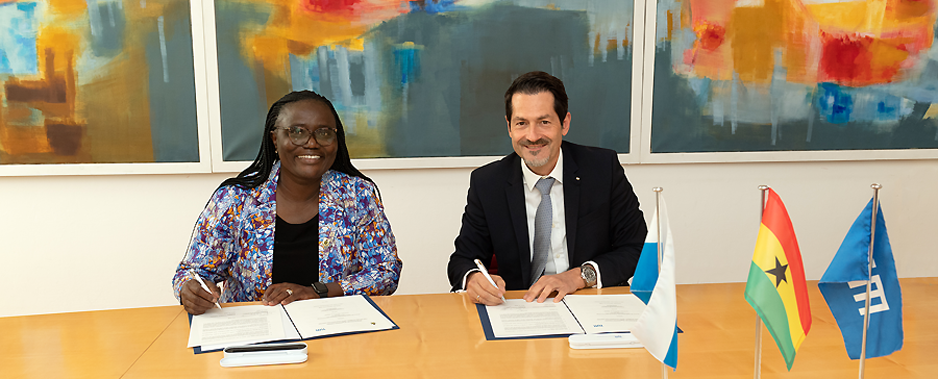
[180,279,220,315]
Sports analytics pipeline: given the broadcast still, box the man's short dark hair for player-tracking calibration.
[504,71,569,121]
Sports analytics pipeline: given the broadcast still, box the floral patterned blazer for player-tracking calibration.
[172,162,401,303]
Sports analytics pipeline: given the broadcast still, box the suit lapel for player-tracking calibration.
[563,143,580,262]
[505,156,532,286]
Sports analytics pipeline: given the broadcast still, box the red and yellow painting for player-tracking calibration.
[652,0,938,152]
[0,0,199,165]
[214,0,635,160]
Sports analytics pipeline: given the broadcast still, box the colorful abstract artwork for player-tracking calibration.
[215,0,634,161]
[652,0,938,152]
[0,0,199,165]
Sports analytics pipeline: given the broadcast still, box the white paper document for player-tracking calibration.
[481,294,647,339]
[485,299,584,338]
[561,294,646,334]
[187,305,287,350]
[286,295,397,338]
[187,295,396,351]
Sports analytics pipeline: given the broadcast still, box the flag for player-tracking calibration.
[631,195,678,369]
[744,188,811,371]
[819,199,903,359]
[631,215,661,304]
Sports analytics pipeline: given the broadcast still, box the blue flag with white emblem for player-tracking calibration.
[818,199,903,360]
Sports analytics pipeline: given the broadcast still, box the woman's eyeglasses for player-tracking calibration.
[276,126,337,146]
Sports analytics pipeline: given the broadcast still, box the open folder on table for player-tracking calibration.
[476,294,646,340]
[187,295,397,353]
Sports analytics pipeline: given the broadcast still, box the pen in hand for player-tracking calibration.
[473,259,506,302]
[189,270,222,309]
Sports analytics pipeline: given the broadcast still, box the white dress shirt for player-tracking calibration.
[520,150,568,275]
[520,151,601,287]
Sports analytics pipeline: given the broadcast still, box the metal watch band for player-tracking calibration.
[580,264,597,287]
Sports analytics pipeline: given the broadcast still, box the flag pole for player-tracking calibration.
[754,185,769,379]
[654,187,664,273]
[653,186,666,379]
[858,183,882,379]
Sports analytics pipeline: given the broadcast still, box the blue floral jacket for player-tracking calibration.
[172,162,401,302]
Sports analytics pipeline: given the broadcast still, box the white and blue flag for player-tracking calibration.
[631,195,677,369]
[819,199,903,359]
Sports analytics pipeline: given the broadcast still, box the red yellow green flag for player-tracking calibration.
[744,188,812,370]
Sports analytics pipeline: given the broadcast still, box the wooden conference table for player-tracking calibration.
[3,278,935,379]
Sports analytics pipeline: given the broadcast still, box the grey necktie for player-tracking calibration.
[531,177,555,286]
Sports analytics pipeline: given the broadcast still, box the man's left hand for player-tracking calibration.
[523,268,586,303]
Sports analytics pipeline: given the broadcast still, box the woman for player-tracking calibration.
[173,91,401,315]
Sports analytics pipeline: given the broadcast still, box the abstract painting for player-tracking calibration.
[214,0,634,161]
[0,0,199,165]
[651,0,938,153]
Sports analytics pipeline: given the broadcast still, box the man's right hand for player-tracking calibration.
[467,272,506,306]
[180,279,220,315]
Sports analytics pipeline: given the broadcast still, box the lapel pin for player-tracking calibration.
[576,177,580,181]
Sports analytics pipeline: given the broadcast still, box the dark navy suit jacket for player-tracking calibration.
[447,141,647,291]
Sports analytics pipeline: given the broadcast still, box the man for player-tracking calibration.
[447,71,647,306]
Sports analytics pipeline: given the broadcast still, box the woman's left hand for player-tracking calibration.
[262,283,318,306]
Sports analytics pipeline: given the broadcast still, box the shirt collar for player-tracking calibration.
[521,148,564,192]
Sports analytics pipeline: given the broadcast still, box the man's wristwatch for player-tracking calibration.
[580,264,597,287]
[312,282,329,298]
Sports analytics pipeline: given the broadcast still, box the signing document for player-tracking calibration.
[188,295,397,352]
[485,300,584,338]
[562,294,646,334]
[477,294,646,340]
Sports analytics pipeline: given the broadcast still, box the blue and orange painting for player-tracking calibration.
[0,0,199,164]
[652,0,938,152]
[215,0,634,160]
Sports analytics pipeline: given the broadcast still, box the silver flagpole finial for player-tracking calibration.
[653,187,663,193]
[757,185,769,191]
[871,183,882,190]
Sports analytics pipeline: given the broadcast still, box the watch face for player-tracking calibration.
[581,266,596,285]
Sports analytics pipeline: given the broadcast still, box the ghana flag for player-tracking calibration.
[744,188,812,371]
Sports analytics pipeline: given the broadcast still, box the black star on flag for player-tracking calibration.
[765,257,789,288]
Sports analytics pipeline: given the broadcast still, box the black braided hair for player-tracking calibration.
[219,90,373,189]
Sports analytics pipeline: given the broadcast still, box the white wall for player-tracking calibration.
[1,159,936,317]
